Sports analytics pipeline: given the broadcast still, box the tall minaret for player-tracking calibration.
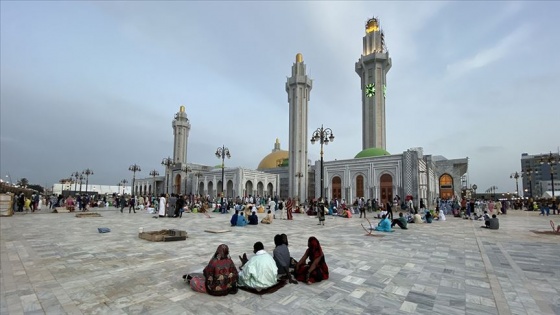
[286,53,312,203]
[355,17,391,150]
[172,105,191,165]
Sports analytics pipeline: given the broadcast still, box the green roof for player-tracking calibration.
[354,147,391,159]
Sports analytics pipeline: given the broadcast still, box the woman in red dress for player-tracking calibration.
[295,236,329,284]
[186,244,238,295]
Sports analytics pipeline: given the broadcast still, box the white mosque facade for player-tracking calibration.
[133,17,467,208]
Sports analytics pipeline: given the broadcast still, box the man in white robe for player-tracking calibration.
[158,195,166,217]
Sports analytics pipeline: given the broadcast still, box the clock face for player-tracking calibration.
[365,83,375,98]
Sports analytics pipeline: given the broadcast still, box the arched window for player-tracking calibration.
[356,175,364,197]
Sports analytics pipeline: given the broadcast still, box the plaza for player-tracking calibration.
[1,209,559,315]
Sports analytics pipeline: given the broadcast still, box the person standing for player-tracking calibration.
[286,197,293,220]
[129,195,136,213]
[359,197,366,218]
[158,194,166,217]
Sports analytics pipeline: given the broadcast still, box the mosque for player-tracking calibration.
[134,17,468,208]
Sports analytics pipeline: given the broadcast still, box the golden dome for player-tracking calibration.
[257,150,289,170]
[180,105,185,112]
[296,53,303,63]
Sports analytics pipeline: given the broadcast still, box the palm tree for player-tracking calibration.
[17,178,29,187]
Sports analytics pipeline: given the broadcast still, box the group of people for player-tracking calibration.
[230,207,275,226]
[184,235,329,296]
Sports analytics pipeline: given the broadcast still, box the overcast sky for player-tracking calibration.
[1,1,559,194]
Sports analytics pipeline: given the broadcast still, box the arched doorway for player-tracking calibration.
[332,176,342,200]
[198,182,204,196]
[208,181,214,198]
[267,183,273,197]
[439,174,454,200]
[380,174,393,205]
[356,175,365,198]
[217,180,223,197]
[227,180,234,198]
[148,184,152,195]
[174,174,182,195]
[257,182,264,197]
[245,181,253,196]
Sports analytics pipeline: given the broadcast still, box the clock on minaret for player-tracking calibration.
[365,83,375,98]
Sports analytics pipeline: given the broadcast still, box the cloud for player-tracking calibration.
[446,25,532,78]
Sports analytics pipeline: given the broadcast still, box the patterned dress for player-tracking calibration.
[190,244,238,296]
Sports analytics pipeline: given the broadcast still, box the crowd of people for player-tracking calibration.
[184,235,329,295]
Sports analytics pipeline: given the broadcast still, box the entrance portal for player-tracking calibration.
[380,174,393,206]
[332,176,342,200]
[439,174,454,200]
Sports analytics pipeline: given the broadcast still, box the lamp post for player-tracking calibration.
[523,168,538,198]
[178,165,192,195]
[194,171,203,196]
[215,145,231,199]
[540,152,557,200]
[128,164,141,197]
[310,125,335,202]
[121,179,128,195]
[161,157,174,195]
[149,170,159,195]
[510,172,520,197]
[71,171,80,193]
[82,169,94,193]
[78,174,84,193]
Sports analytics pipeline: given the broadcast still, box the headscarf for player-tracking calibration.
[308,236,323,260]
[213,244,230,261]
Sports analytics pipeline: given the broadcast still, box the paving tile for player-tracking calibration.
[1,208,560,314]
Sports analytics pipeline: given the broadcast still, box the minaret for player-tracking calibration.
[172,105,191,165]
[286,53,312,203]
[355,17,391,150]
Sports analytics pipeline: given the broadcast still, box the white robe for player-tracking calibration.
[439,209,446,221]
[158,197,166,216]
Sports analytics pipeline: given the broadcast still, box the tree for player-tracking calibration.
[17,178,29,187]
[27,184,44,193]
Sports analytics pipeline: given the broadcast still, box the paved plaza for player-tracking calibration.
[1,208,559,315]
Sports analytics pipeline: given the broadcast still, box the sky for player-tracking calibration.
[1,1,559,194]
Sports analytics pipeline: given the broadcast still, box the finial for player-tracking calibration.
[180,105,185,112]
[276,138,279,144]
[296,53,303,63]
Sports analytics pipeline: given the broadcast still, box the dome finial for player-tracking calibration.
[296,53,303,63]
[180,105,185,112]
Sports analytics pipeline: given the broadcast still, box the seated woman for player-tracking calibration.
[374,214,394,232]
[248,210,259,225]
[438,209,446,221]
[342,208,352,218]
[261,210,274,224]
[185,244,238,296]
[236,211,248,227]
[294,237,329,285]
[424,211,433,223]
[230,210,239,226]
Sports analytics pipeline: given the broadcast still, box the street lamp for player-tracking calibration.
[215,145,231,199]
[149,170,159,195]
[510,172,520,197]
[161,157,174,195]
[178,165,192,195]
[121,179,128,195]
[523,168,538,198]
[78,174,85,193]
[128,164,141,197]
[310,125,335,201]
[82,169,94,193]
[71,171,80,192]
[194,171,203,196]
[540,152,557,200]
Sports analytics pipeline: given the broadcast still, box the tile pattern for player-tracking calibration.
[1,208,559,314]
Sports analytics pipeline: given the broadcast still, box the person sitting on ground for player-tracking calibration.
[273,234,297,284]
[230,210,239,226]
[482,211,491,223]
[248,209,259,225]
[342,207,352,218]
[236,210,247,226]
[374,214,394,232]
[482,214,499,229]
[412,210,423,223]
[294,236,329,285]
[184,244,238,296]
[261,210,274,224]
[378,209,387,219]
[424,210,433,223]
[438,208,446,221]
[391,212,408,229]
[238,242,278,289]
